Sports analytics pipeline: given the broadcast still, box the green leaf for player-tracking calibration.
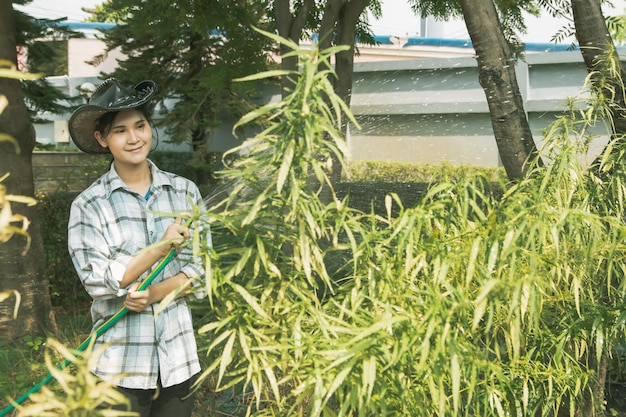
[217,330,236,387]
[234,69,292,83]
[451,352,460,413]
[231,283,271,321]
[277,141,295,193]
[362,355,376,402]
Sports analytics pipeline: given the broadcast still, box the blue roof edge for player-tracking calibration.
[377,35,579,52]
[61,22,582,52]
[60,21,117,30]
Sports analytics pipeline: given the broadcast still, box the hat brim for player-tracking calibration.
[68,80,156,154]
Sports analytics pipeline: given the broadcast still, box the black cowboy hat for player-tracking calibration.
[68,78,157,154]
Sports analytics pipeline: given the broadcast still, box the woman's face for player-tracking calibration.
[94,108,152,166]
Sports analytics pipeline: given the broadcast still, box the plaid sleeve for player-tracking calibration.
[68,200,134,299]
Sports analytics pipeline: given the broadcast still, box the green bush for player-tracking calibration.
[187,31,626,417]
[149,151,200,181]
[37,191,88,316]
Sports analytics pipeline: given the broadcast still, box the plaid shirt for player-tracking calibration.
[68,160,207,389]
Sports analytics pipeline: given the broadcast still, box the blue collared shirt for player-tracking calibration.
[68,160,208,389]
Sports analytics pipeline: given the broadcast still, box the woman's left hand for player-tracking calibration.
[124,281,153,312]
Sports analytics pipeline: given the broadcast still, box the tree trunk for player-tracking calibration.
[274,0,315,97]
[569,2,626,413]
[556,346,607,417]
[329,0,368,190]
[458,0,540,180]
[571,0,626,137]
[334,0,368,108]
[317,0,343,55]
[312,0,369,198]
[0,0,56,339]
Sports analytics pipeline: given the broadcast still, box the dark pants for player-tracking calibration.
[113,376,196,417]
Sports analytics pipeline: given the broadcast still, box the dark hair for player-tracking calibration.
[94,105,154,138]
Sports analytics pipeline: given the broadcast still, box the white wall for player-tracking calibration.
[348,51,613,167]
[68,38,124,78]
[35,39,617,167]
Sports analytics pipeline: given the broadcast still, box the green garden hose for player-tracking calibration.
[0,248,177,417]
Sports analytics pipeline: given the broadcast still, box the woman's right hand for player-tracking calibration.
[155,216,189,257]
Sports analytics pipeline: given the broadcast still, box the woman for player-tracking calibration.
[67,78,207,416]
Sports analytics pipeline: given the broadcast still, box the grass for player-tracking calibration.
[0,312,92,411]
[345,160,507,184]
[0,338,47,409]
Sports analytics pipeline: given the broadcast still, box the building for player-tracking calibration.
[32,22,611,167]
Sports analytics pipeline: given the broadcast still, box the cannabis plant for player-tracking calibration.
[192,30,626,417]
